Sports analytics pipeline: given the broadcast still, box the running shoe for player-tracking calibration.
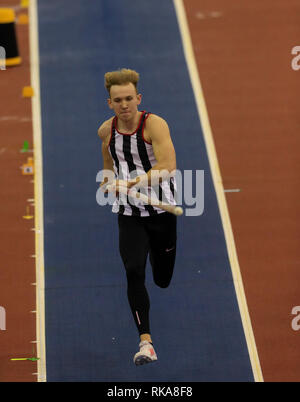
[134,340,158,366]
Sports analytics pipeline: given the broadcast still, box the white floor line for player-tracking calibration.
[29,0,47,382]
[173,0,263,382]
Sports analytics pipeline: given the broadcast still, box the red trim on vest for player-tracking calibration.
[114,111,145,135]
[141,112,152,145]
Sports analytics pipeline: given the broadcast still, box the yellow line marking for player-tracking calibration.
[29,0,46,382]
[173,0,264,382]
[11,358,27,361]
[23,205,33,219]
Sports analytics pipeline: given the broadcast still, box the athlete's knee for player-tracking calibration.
[125,264,145,283]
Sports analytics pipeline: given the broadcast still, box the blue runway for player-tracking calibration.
[38,0,254,381]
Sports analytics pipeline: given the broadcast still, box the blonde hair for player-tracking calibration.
[104,68,140,96]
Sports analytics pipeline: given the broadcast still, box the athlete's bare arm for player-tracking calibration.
[146,114,176,172]
[98,118,114,188]
[132,114,176,188]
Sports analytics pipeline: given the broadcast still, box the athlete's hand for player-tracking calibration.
[112,179,136,195]
[127,176,141,189]
[101,177,141,195]
[99,177,112,193]
[113,177,140,190]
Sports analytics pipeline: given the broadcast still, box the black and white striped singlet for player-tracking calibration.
[108,111,176,217]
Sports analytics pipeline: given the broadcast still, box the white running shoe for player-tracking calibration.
[134,341,158,366]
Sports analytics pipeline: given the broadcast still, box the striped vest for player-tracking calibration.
[108,111,176,217]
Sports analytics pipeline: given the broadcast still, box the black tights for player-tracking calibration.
[118,212,177,335]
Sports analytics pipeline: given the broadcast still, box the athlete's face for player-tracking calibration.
[108,83,142,121]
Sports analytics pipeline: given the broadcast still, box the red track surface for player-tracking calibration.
[0,1,37,381]
[184,0,300,381]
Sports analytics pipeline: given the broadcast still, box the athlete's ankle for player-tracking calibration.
[140,333,152,344]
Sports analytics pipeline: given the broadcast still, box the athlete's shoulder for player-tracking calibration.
[145,113,169,128]
[145,113,170,135]
[146,113,167,124]
[97,117,114,140]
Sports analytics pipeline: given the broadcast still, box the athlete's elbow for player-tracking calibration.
[166,161,176,174]
[159,165,176,178]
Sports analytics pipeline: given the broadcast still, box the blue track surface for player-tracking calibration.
[38,0,254,381]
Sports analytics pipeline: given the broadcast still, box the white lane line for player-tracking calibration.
[0,116,31,121]
[29,0,46,383]
[173,0,263,382]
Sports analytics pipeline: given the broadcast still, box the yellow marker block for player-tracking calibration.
[21,157,34,175]
[0,8,15,23]
[20,0,29,8]
[23,206,33,220]
[22,86,34,98]
[18,13,29,24]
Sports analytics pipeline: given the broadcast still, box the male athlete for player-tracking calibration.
[98,68,177,365]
